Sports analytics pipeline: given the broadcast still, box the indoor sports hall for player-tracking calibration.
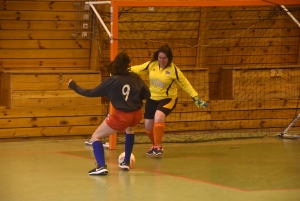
[0,0,300,201]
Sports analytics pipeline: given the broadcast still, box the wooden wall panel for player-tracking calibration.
[0,11,90,21]
[0,71,107,138]
[0,105,107,118]
[0,126,102,139]
[0,30,84,39]
[0,49,90,58]
[0,72,11,106]
[0,1,78,11]
[0,40,90,49]
[0,0,93,72]
[202,7,300,100]
[218,67,300,100]
[0,59,90,69]
[0,21,76,30]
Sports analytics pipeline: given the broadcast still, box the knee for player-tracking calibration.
[91,134,101,142]
[126,127,134,134]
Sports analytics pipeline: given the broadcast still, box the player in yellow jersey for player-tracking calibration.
[130,45,208,156]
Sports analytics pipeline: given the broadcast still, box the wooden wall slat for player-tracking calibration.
[0,59,90,68]
[122,48,196,58]
[206,37,299,47]
[0,40,90,49]
[118,39,199,49]
[206,46,299,56]
[10,97,102,107]
[0,20,76,30]
[11,73,100,83]
[208,11,292,20]
[0,49,90,59]
[118,12,201,22]
[1,117,297,138]
[0,126,100,139]
[119,7,201,13]
[0,116,103,128]
[119,30,199,39]
[209,99,299,111]
[0,73,11,106]
[206,55,298,65]
[0,30,90,39]
[0,105,108,118]
[119,22,200,30]
[11,82,100,90]
[206,28,300,39]
[0,1,80,11]
[0,11,90,21]
[209,19,296,29]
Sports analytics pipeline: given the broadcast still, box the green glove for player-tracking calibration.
[193,96,208,108]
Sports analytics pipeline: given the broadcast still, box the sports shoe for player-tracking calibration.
[119,162,130,171]
[153,145,163,156]
[88,164,108,176]
[146,146,155,156]
[85,140,109,148]
[85,139,93,146]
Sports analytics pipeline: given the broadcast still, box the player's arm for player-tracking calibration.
[130,61,152,74]
[174,68,208,108]
[68,79,110,97]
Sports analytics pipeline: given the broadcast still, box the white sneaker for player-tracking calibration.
[103,142,109,148]
[85,140,109,148]
[85,139,93,146]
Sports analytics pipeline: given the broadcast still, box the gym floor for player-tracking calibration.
[0,137,299,201]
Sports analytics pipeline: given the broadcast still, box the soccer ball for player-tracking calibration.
[118,152,135,167]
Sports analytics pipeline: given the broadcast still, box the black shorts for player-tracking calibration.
[144,97,178,119]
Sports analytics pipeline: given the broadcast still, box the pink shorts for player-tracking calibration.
[106,108,143,131]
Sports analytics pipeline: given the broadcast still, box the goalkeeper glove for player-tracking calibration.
[193,96,208,108]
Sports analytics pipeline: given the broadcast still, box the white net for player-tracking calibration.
[89,2,300,143]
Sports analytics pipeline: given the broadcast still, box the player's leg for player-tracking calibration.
[88,120,116,176]
[85,114,110,146]
[153,98,178,156]
[153,111,166,156]
[144,99,158,155]
[119,108,142,170]
[119,127,135,171]
[144,119,155,155]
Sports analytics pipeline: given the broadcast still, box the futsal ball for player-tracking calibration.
[118,152,135,167]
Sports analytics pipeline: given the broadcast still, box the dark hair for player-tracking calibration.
[107,52,131,75]
[152,45,173,67]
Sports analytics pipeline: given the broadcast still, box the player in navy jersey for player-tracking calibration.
[130,45,208,156]
[69,52,150,175]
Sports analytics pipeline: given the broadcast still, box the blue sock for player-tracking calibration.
[124,134,134,163]
[92,141,105,166]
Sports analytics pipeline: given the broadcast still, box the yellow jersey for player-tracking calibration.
[130,61,198,101]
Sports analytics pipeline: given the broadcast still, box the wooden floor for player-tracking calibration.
[0,137,299,201]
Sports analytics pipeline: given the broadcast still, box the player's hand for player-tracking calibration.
[193,96,208,108]
[68,79,73,85]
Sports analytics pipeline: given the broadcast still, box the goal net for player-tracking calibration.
[84,1,300,143]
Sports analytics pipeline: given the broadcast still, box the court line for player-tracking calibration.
[56,150,300,193]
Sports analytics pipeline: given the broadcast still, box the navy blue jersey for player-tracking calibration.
[69,72,150,112]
